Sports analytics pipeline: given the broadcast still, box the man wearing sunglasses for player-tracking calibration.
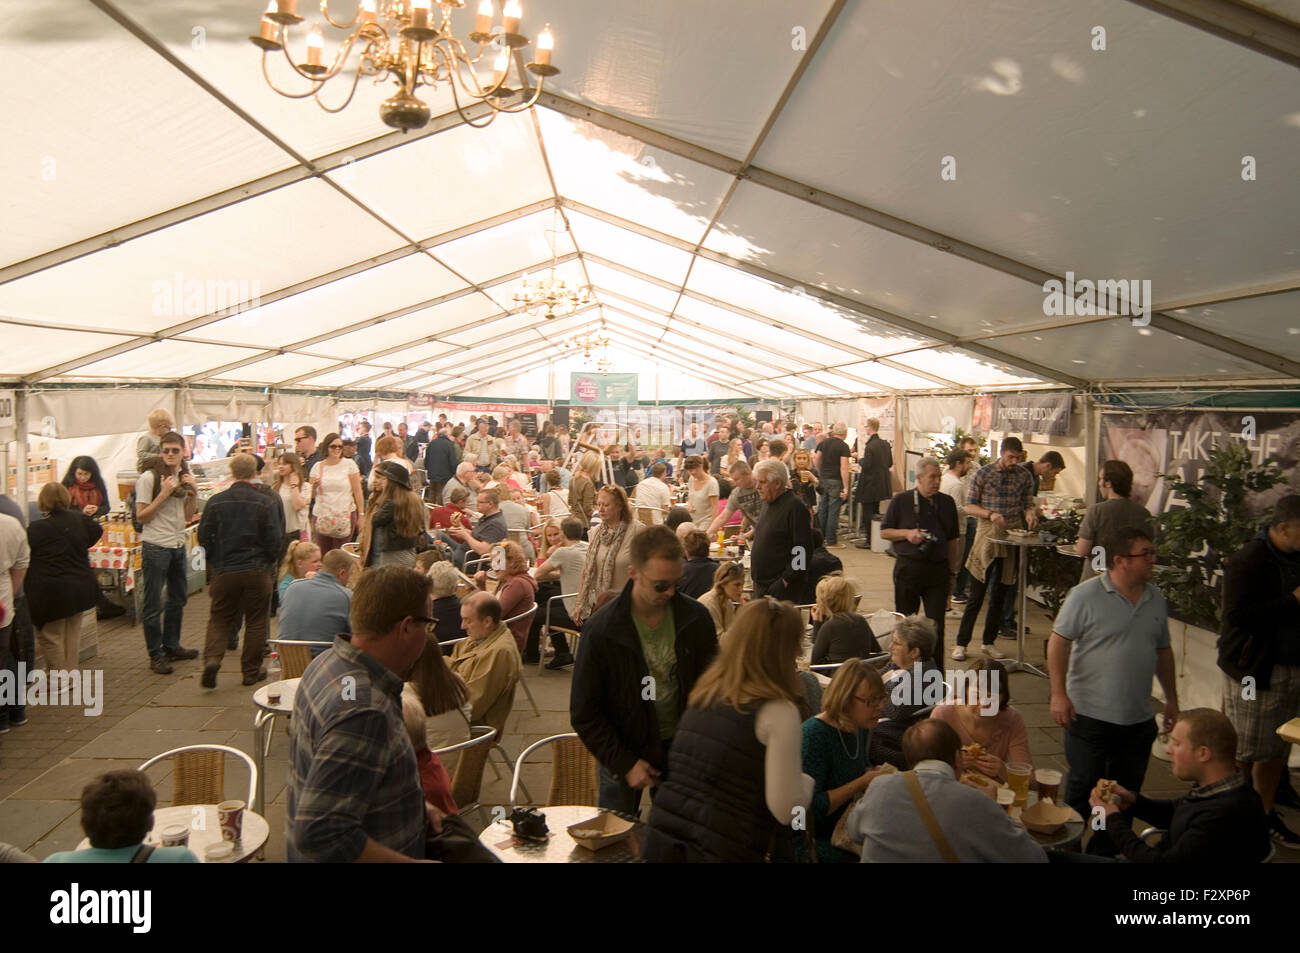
[571,526,719,814]
[135,432,200,674]
[1049,525,1178,829]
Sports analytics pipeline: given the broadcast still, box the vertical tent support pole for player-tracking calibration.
[1082,394,1098,507]
[14,387,29,512]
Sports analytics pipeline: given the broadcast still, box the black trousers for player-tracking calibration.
[955,556,1013,649]
[526,579,574,659]
[892,557,948,671]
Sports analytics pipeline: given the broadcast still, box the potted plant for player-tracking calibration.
[1026,508,1084,618]
[1153,441,1286,630]
[931,426,991,466]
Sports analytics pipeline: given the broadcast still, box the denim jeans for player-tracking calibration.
[955,556,1013,647]
[0,623,23,727]
[817,479,844,544]
[1062,712,1159,820]
[140,542,188,659]
[597,740,672,814]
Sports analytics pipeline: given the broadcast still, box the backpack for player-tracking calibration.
[125,482,144,533]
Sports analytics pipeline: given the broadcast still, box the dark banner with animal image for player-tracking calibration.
[1097,409,1300,520]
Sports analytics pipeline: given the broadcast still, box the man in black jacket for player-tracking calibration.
[1218,493,1300,849]
[197,453,282,689]
[750,459,812,601]
[423,426,460,506]
[570,526,719,814]
[1078,709,1269,862]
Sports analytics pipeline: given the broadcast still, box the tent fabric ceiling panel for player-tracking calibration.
[0,178,400,336]
[538,109,732,244]
[585,265,681,313]
[683,258,933,356]
[294,364,408,390]
[1169,292,1300,363]
[307,294,501,360]
[184,255,466,348]
[892,348,1044,388]
[433,211,576,286]
[566,212,694,286]
[2,326,136,377]
[537,0,836,159]
[984,323,1273,382]
[756,0,1300,302]
[704,182,1053,339]
[833,361,951,392]
[68,340,258,381]
[332,113,552,241]
[0,3,293,269]
[208,352,340,385]
[672,292,865,365]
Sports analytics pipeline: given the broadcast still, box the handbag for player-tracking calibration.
[830,796,864,857]
[425,812,501,863]
[316,513,352,539]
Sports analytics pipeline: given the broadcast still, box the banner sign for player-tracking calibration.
[409,399,550,416]
[571,373,638,406]
[992,394,1072,435]
[0,390,14,430]
[1098,410,1300,519]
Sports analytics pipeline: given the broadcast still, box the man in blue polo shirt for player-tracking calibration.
[278,550,355,654]
[1049,525,1179,822]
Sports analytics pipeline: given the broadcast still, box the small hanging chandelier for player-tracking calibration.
[513,207,593,319]
[250,0,561,132]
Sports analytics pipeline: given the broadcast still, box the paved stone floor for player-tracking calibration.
[2,541,1295,862]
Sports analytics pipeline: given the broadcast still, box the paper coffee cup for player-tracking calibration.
[160,823,190,847]
[217,799,245,842]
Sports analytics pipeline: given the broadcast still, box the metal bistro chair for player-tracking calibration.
[433,725,498,829]
[509,733,599,809]
[537,592,581,676]
[502,605,541,717]
[139,744,258,812]
[1137,827,1276,863]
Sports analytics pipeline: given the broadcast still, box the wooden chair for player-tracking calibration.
[509,733,599,809]
[434,726,498,829]
[139,744,257,810]
[270,639,330,680]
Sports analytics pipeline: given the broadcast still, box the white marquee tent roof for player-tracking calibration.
[4,0,1300,401]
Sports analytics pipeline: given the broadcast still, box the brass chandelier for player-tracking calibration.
[564,318,613,373]
[250,0,561,131]
[513,208,594,320]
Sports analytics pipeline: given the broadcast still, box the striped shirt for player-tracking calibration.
[287,636,425,862]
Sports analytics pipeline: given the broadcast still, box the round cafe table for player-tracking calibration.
[78,805,269,863]
[479,806,645,863]
[1019,793,1085,850]
[252,678,299,815]
[990,533,1053,679]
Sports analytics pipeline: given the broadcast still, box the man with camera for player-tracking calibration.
[880,457,961,670]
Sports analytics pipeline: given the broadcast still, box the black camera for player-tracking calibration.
[509,806,549,841]
[916,529,937,556]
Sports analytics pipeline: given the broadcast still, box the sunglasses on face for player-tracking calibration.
[161,447,183,455]
[650,578,682,593]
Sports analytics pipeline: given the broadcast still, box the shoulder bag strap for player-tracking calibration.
[130,843,156,863]
[903,770,960,863]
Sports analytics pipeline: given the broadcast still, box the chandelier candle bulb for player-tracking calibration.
[492,48,509,84]
[411,0,430,30]
[276,0,298,18]
[259,15,278,43]
[503,0,522,35]
[306,27,324,67]
[360,0,377,23]
[535,25,552,65]
[476,0,493,35]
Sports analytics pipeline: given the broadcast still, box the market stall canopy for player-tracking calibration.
[2,0,1298,399]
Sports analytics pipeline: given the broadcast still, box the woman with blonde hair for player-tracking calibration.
[791,448,819,512]
[802,660,890,861]
[359,461,426,568]
[278,540,321,597]
[537,468,569,517]
[697,560,745,637]
[568,451,601,525]
[721,437,748,471]
[642,598,814,862]
[572,485,643,625]
[810,575,880,665]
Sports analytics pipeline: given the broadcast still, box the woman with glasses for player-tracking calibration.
[573,485,643,625]
[642,598,814,863]
[309,432,364,554]
[802,660,891,862]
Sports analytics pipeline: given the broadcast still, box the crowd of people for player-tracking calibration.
[0,406,1296,865]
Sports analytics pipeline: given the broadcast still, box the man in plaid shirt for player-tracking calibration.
[287,566,440,862]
